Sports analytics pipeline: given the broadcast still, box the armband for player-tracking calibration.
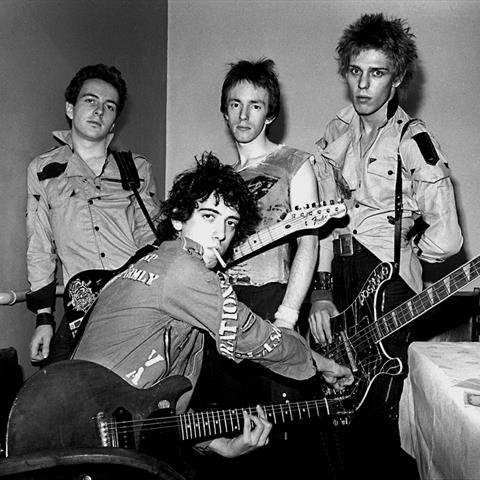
[311,272,333,303]
[312,272,333,291]
[35,312,55,329]
[26,281,56,313]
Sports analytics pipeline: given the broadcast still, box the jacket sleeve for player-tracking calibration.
[401,134,463,262]
[131,156,160,247]
[164,260,316,381]
[312,131,341,274]
[26,160,57,311]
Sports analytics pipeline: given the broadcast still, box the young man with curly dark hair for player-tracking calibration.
[309,13,462,480]
[73,153,352,469]
[27,64,159,364]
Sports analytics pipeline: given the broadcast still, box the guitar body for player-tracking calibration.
[316,262,404,418]
[64,244,158,337]
[7,360,191,460]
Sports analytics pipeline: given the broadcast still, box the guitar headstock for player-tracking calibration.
[287,200,347,230]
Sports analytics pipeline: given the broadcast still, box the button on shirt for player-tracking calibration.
[314,104,463,293]
[26,130,159,294]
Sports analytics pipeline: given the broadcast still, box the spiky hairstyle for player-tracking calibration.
[65,64,127,115]
[336,13,417,88]
[220,58,280,121]
[156,152,260,250]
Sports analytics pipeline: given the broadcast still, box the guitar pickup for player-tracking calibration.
[339,331,358,372]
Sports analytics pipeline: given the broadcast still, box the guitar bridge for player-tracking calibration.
[95,412,111,447]
[339,331,358,372]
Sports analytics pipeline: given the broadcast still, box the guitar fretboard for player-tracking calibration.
[374,255,480,341]
[178,399,329,440]
[230,204,344,263]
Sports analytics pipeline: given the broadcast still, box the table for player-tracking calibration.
[399,342,480,480]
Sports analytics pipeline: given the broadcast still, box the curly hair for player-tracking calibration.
[65,64,127,115]
[220,58,280,121]
[336,13,417,89]
[156,152,260,251]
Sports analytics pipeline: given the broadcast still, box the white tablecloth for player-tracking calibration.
[399,342,480,480]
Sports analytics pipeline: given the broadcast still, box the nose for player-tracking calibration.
[358,72,370,90]
[93,103,105,116]
[239,104,248,121]
[213,221,226,242]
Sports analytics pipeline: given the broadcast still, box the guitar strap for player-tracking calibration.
[392,119,417,277]
[111,150,160,243]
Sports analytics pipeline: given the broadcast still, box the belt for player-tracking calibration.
[333,234,365,257]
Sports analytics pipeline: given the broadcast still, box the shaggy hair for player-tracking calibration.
[220,58,280,121]
[336,13,417,88]
[156,152,260,250]
[65,64,127,115]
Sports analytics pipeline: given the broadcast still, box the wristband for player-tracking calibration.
[312,271,333,291]
[274,304,299,329]
[36,312,55,328]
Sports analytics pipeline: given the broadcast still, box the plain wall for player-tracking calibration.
[0,0,167,379]
[167,0,480,281]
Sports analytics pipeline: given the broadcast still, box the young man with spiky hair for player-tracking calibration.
[309,13,462,479]
[27,64,159,364]
[73,153,352,465]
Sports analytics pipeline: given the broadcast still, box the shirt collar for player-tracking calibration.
[52,130,115,178]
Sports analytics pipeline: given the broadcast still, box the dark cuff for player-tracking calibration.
[310,272,333,303]
[311,289,333,303]
[35,312,55,328]
[26,281,56,313]
[312,271,333,291]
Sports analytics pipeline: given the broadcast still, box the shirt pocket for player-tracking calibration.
[366,156,398,181]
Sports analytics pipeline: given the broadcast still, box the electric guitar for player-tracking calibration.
[316,256,480,422]
[65,201,347,337]
[6,360,351,459]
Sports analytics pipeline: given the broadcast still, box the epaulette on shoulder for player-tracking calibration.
[411,131,439,166]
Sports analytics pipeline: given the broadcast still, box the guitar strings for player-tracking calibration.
[102,397,346,433]
[324,259,480,366]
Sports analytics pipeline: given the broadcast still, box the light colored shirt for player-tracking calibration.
[228,145,314,286]
[26,130,159,296]
[314,103,463,293]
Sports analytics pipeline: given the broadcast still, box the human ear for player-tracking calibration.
[393,72,406,89]
[65,102,74,120]
[171,219,182,231]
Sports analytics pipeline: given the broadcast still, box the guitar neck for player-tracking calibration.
[177,398,329,441]
[230,216,306,263]
[377,255,480,340]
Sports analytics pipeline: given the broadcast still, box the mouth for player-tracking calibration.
[87,120,102,127]
[236,125,251,131]
[355,96,371,104]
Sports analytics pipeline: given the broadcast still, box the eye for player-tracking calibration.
[84,97,95,104]
[202,213,215,222]
[105,104,116,112]
[251,104,262,111]
[372,70,386,78]
[229,101,240,109]
[227,219,238,230]
[348,66,361,76]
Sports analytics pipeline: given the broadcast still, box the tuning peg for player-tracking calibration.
[311,202,316,208]
[322,200,327,206]
[305,203,310,209]
[330,199,335,205]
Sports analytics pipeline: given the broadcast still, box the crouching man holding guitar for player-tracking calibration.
[6,153,352,478]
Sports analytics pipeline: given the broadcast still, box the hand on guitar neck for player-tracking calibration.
[200,405,272,458]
